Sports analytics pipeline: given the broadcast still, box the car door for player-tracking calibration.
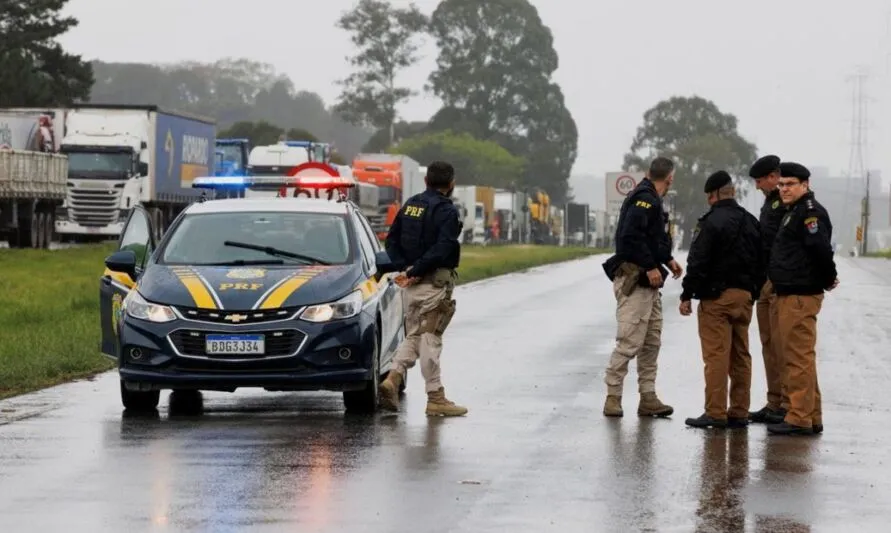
[99,206,156,358]
[353,210,402,352]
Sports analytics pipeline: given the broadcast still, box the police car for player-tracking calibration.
[99,172,405,413]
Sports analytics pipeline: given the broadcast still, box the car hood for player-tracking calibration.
[136,263,364,310]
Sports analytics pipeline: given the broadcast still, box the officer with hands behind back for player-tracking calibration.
[601,156,683,418]
[767,162,838,436]
[379,161,468,417]
[678,170,763,429]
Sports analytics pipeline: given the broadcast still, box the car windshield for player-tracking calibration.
[161,211,352,265]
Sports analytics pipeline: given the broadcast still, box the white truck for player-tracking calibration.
[56,104,215,242]
[452,185,486,244]
[0,109,67,248]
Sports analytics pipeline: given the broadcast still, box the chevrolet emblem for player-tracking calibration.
[224,313,249,323]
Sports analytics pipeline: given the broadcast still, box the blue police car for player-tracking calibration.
[99,174,405,413]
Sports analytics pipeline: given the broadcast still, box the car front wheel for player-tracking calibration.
[343,327,380,413]
[120,380,160,412]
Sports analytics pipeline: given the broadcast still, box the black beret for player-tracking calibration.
[779,162,810,181]
[704,170,732,193]
[749,155,781,178]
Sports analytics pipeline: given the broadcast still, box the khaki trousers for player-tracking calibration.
[756,280,788,410]
[391,271,457,393]
[775,294,824,428]
[604,274,662,396]
[697,289,754,419]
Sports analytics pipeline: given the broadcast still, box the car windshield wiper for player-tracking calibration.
[223,241,331,265]
[197,259,285,266]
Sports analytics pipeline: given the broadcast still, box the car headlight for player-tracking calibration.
[299,289,363,323]
[123,291,176,323]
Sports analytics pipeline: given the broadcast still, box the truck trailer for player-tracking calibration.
[0,109,67,248]
[55,104,215,242]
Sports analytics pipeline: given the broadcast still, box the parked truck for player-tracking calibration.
[0,110,67,248]
[55,104,215,242]
[351,153,422,239]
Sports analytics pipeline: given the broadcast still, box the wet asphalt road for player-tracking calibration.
[2,253,890,532]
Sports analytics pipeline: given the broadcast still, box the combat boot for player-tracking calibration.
[603,395,623,417]
[637,392,673,417]
[378,370,403,411]
[425,387,468,416]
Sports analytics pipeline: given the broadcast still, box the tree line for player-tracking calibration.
[2,0,759,221]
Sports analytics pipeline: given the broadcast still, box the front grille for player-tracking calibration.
[69,187,121,226]
[175,306,299,325]
[169,329,306,359]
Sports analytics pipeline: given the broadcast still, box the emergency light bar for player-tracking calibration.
[191,175,356,191]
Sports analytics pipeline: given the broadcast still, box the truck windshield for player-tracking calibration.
[66,152,131,175]
[161,211,352,265]
[217,144,244,169]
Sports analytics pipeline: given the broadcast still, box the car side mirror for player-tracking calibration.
[374,251,397,274]
[105,250,138,281]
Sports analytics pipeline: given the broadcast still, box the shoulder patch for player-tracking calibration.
[804,216,819,234]
[806,199,815,210]
[634,200,652,209]
[772,200,780,209]
[782,213,791,226]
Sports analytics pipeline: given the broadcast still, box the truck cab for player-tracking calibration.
[58,108,150,238]
[245,141,332,198]
[214,138,251,199]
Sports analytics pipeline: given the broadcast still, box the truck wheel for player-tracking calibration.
[120,380,160,411]
[343,328,380,414]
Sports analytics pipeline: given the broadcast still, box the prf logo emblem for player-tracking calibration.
[223,313,249,323]
[226,268,266,279]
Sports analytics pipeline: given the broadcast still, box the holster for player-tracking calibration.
[434,298,456,335]
[430,268,457,288]
[617,262,640,296]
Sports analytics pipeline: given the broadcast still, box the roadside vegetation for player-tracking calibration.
[0,243,605,399]
[866,249,891,258]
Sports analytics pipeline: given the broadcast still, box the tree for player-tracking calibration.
[426,0,577,203]
[334,0,428,147]
[0,0,93,106]
[389,130,525,189]
[622,96,758,248]
[88,59,373,158]
[361,120,429,152]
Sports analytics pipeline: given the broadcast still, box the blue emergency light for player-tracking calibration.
[192,174,356,192]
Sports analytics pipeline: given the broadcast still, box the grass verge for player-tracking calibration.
[866,249,891,258]
[0,243,607,399]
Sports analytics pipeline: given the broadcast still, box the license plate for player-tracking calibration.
[205,334,265,355]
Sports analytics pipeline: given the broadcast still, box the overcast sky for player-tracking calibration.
[59,0,891,186]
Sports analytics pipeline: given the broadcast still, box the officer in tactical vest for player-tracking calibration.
[379,161,468,417]
[747,155,790,425]
[601,156,683,418]
[767,162,838,435]
[679,170,763,429]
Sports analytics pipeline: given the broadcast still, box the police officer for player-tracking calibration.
[747,155,790,425]
[379,161,468,417]
[678,170,763,429]
[767,162,838,435]
[601,156,683,418]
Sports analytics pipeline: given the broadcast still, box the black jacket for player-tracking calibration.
[759,188,785,269]
[768,191,837,295]
[602,179,674,287]
[385,188,462,279]
[681,199,764,302]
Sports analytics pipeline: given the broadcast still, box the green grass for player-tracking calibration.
[0,243,117,399]
[0,243,606,399]
[866,249,891,258]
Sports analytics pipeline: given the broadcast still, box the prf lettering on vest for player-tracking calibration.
[182,134,209,165]
[635,200,652,209]
[404,205,425,217]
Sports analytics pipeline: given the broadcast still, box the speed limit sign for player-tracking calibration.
[616,174,637,195]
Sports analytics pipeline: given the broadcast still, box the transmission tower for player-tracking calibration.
[843,67,871,255]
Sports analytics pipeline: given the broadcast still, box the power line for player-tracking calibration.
[842,67,872,254]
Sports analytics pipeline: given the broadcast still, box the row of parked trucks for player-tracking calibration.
[0,103,605,248]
